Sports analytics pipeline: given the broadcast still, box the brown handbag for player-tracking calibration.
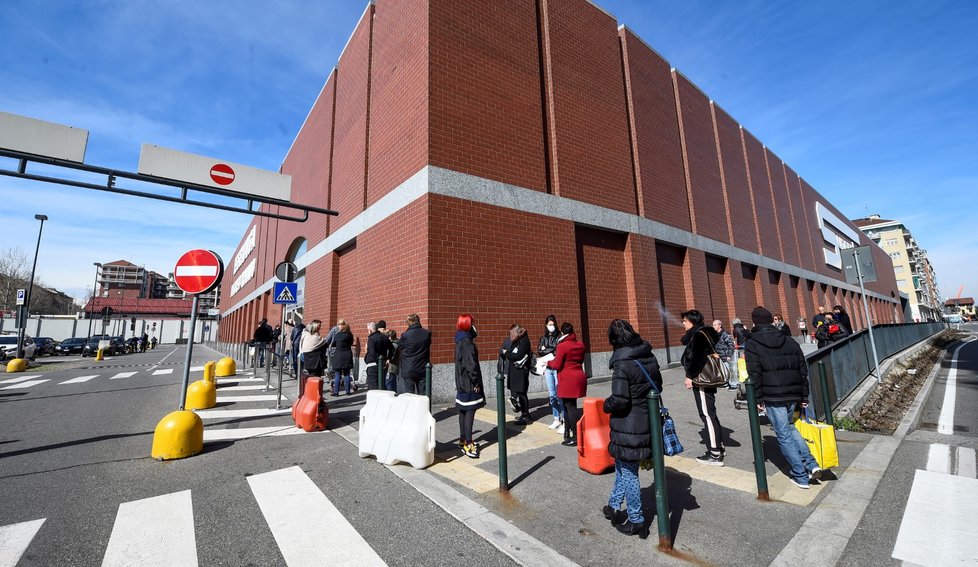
[690,330,730,388]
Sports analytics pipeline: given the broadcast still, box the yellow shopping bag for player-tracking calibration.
[738,357,748,383]
[794,416,839,469]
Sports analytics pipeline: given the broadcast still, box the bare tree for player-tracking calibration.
[0,247,75,315]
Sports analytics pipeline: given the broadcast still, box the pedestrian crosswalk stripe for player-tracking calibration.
[958,447,976,479]
[892,470,978,565]
[194,407,291,419]
[203,426,305,442]
[926,443,950,474]
[219,385,268,391]
[152,369,174,376]
[59,375,98,385]
[0,375,42,385]
[0,380,48,390]
[102,490,197,567]
[248,467,387,566]
[110,372,138,380]
[223,377,265,383]
[216,394,277,403]
[190,366,205,372]
[0,518,45,567]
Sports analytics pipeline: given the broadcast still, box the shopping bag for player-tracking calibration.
[737,357,748,383]
[794,415,839,469]
[660,408,684,456]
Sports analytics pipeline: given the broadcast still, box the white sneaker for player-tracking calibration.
[548,419,561,430]
[556,424,565,435]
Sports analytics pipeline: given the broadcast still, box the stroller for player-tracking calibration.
[733,357,766,417]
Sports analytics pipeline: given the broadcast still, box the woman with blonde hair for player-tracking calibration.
[300,320,328,378]
[329,319,355,396]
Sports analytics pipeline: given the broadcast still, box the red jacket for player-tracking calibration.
[547,333,587,398]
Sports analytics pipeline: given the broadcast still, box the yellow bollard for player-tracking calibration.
[5,358,27,373]
[185,379,217,410]
[151,410,204,460]
[215,357,236,377]
[95,348,104,361]
[203,361,217,384]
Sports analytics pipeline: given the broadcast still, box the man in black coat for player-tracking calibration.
[398,313,432,395]
[365,320,394,390]
[832,305,852,332]
[253,318,273,367]
[746,306,822,489]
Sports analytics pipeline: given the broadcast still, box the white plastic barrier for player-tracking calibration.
[358,391,435,469]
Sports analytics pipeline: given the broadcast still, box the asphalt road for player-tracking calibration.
[0,345,518,566]
[839,325,978,566]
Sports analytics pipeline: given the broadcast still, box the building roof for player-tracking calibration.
[945,297,975,307]
[852,216,896,228]
[82,296,202,316]
[103,260,140,267]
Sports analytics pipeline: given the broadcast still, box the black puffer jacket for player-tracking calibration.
[329,330,354,372]
[603,342,659,462]
[745,324,809,404]
[680,325,719,380]
[455,334,483,394]
[506,334,532,392]
[399,323,432,380]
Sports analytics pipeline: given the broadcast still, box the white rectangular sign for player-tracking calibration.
[0,111,89,162]
[137,144,292,202]
[16,289,25,306]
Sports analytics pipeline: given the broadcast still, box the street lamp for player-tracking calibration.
[17,214,47,359]
[87,262,101,340]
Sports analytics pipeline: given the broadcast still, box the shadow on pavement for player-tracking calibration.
[509,455,555,489]
[640,467,699,541]
[0,430,153,459]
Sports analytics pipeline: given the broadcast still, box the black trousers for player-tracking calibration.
[692,386,724,453]
[458,410,477,443]
[399,376,423,395]
[366,364,380,390]
[561,398,579,439]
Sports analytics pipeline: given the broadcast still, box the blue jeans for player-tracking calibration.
[608,460,643,524]
[545,368,563,420]
[729,351,741,388]
[765,401,819,485]
[332,371,352,396]
[385,373,397,392]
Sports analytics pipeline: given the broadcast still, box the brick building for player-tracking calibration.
[217,0,903,386]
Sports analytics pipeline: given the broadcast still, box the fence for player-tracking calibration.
[805,322,946,421]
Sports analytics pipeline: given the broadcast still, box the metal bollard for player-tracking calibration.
[275,352,284,409]
[817,361,834,426]
[264,345,272,391]
[495,372,509,491]
[425,363,432,411]
[377,355,386,392]
[646,391,672,550]
[745,378,770,501]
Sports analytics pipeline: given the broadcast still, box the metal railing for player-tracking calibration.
[805,322,946,421]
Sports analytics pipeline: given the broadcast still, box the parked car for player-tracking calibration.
[0,334,37,361]
[124,337,141,353]
[82,335,114,357]
[33,337,56,357]
[55,337,87,356]
[110,337,128,354]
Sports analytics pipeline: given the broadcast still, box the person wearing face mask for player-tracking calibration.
[454,314,485,458]
[538,315,563,432]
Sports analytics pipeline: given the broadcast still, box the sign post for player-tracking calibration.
[842,246,882,382]
[272,277,298,405]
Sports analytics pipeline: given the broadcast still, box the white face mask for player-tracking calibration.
[547,324,556,333]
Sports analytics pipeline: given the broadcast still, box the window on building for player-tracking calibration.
[894,265,905,273]
[885,238,898,247]
[889,252,901,259]
[896,279,907,287]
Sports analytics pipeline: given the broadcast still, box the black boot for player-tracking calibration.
[601,506,625,526]
[616,520,649,539]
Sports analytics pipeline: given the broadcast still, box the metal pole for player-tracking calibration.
[646,391,672,550]
[275,352,284,409]
[87,263,100,341]
[817,361,834,426]
[495,372,509,491]
[264,345,272,391]
[178,294,200,411]
[377,355,385,392]
[18,215,46,359]
[854,248,882,382]
[745,378,769,500]
[425,363,433,411]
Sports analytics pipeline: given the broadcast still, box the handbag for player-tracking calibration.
[690,330,730,388]
[794,408,839,469]
[633,360,684,458]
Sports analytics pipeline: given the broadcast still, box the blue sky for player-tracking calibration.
[1,1,975,305]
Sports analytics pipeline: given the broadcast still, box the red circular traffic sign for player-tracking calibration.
[210,163,235,186]
[173,249,224,295]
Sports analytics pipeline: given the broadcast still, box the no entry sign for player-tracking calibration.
[210,163,235,186]
[173,249,225,295]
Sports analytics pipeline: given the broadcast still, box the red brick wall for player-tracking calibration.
[741,263,759,309]
[765,149,799,267]
[713,105,758,253]
[655,242,687,347]
[623,234,661,346]
[783,166,817,272]
[540,0,635,213]
[428,0,547,192]
[674,74,729,243]
[329,9,374,234]
[784,275,801,329]
[620,28,691,231]
[762,269,784,316]
[576,226,629,354]
[706,255,731,325]
[368,0,428,206]
[742,130,781,260]
[684,248,714,323]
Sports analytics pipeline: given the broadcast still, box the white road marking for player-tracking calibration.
[152,369,174,376]
[247,467,387,566]
[194,407,291,419]
[926,444,950,474]
[102,490,197,567]
[203,426,305,442]
[892,469,978,565]
[937,340,973,434]
[219,385,268,391]
[216,394,278,403]
[957,447,976,479]
[59,375,98,385]
[190,366,205,372]
[221,377,265,383]
[0,518,45,567]
[110,372,138,380]
[0,375,41,384]
[0,380,48,390]
[147,347,180,371]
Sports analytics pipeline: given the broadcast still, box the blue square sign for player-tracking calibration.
[273,282,298,304]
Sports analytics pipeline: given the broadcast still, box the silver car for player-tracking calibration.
[0,334,37,361]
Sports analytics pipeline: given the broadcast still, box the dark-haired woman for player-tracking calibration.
[548,322,587,446]
[602,319,658,538]
[681,309,725,465]
[454,314,485,458]
[329,319,355,396]
[504,324,533,425]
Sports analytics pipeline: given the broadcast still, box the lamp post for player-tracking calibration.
[87,262,101,340]
[17,214,47,359]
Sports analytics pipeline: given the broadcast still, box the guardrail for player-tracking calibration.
[805,322,946,421]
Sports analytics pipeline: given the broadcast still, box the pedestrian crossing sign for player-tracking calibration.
[273,282,298,304]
